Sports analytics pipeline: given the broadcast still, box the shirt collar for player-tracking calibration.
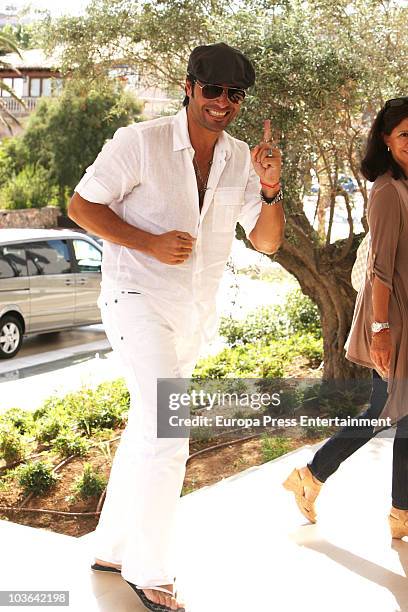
[173,107,232,160]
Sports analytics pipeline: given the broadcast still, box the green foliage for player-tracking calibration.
[32,379,129,441]
[34,415,66,444]
[302,424,331,440]
[193,333,323,379]
[0,137,27,187]
[72,385,128,436]
[1,24,39,50]
[0,407,34,435]
[53,431,91,458]
[0,424,27,466]
[284,290,322,339]
[0,164,60,209]
[72,462,107,499]
[219,289,322,349]
[21,82,143,200]
[0,82,143,209]
[16,461,58,496]
[260,435,292,463]
[219,305,288,348]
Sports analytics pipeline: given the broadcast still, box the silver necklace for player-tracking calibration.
[193,156,213,195]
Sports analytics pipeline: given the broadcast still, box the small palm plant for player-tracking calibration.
[0,32,25,133]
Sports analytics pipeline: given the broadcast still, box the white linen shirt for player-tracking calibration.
[74,107,263,342]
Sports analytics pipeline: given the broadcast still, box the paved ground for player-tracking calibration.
[1,437,407,612]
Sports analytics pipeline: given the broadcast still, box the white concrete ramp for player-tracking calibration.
[1,437,407,612]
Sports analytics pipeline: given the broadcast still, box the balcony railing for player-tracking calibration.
[0,96,42,116]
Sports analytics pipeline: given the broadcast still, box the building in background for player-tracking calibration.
[0,47,180,138]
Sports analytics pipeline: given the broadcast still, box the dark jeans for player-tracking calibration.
[308,370,408,510]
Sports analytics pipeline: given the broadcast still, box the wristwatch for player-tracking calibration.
[371,321,390,333]
[260,188,283,206]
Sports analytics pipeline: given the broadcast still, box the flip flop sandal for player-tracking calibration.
[91,562,122,574]
[125,580,185,612]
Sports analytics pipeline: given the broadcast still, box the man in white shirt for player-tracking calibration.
[69,42,284,611]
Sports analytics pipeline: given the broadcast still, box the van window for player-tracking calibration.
[72,239,102,273]
[26,240,71,276]
[0,245,27,279]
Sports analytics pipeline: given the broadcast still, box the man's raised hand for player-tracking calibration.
[250,119,282,188]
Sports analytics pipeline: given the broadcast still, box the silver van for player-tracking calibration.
[0,228,103,359]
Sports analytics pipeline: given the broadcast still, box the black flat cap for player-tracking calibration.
[187,42,255,89]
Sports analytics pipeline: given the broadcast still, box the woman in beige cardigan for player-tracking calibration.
[283,97,408,539]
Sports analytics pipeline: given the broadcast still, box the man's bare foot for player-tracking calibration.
[94,558,122,570]
[142,584,185,610]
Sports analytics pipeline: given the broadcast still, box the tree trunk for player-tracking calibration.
[238,219,369,382]
[275,226,369,380]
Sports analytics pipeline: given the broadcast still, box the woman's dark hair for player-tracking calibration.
[183,74,195,107]
[360,102,408,181]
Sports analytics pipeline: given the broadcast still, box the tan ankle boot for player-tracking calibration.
[283,466,323,523]
[389,506,408,539]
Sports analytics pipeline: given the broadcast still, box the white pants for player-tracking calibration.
[92,290,202,587]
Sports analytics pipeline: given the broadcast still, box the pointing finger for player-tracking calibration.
[263,119,272,143]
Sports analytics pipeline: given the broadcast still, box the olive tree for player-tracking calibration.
[41,0,408,378]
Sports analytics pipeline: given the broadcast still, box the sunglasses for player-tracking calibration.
[192,78,246,104]
[384,96,408,109]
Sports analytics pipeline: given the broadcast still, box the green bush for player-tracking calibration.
[72,463,107,499]
[260,435,292,462]
[34,415,66,444]
[0,408,34,435]
[219,305,287,348]
[73,388,128,436]
[193,334,323,379]
[0,164,60,209]
[53,431,91,458]
[218,289,322,348]
[284,289,322,339]
[32,379,129,441]
[302,424,331,439]
[0,137,27,187]
[17,461,58,496]
[0,424,27,466]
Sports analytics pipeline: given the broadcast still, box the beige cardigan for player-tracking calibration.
[346,172,408,426]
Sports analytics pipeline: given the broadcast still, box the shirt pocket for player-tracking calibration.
[212,188,245,233]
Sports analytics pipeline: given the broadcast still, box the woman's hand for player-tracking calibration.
[370,329,392,377]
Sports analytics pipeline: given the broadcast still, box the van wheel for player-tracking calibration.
[0,315,23,359]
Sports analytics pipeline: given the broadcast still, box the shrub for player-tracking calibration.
[302,424,331,439]
[218,289,322,348]
[260,435,292,462]
[0,408,34,435]
[17,461,58,496]
[72,463,107,499]
[284,289,322,339]
[53,431,91,458]
[0,137,28,187]
[219,305,287,347]
[74,393,127,436]
[0,424,27,466]
[0,164,60,209]
[34,415,66,444]
[32,380,129,441]
[193,334,323,380]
